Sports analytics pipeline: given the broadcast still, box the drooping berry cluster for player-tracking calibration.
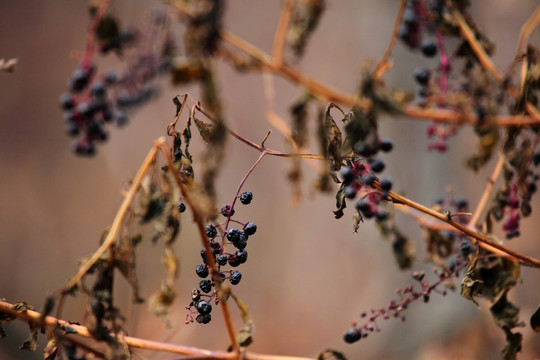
[339,138,394,223]
[59,11,175,156]
[490,156,539,239]
[185,191,257,324]
[343,255,471,344]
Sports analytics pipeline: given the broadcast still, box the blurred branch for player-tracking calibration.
[0,58,18,73]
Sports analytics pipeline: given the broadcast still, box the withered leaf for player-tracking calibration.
[290,93,311,147]
[230,293,254,349]
[352,207,362,233]
[286,0,326,57]
[114,234,144,303]
[194,118,213,143]
[392,230,414,269]
[344,108,379,157]
[184,0,223,56]
[501,327,522,360]
[163,245,179,279]
[323,104,343,172]
[530,304,540,332]
[460,251,482,306]
[333,182,347,219]
[0,310,16,338]
[148,282,176,326]
[20,322,38,351]
[490,292,519,329]
[43,334,58,360]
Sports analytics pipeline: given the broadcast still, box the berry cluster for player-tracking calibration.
[491,155,539,239]
[340,138,394,222]
[185,191,257,324]
[344,255,471,344]
[59,11,174,156]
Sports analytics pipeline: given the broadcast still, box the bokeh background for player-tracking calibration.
[1,1,540,359]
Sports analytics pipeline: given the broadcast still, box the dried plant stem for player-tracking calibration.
[0,300,317,360]
[384,186,540,267]
[156,141,239,352]
[511,3,540,80]
[169,0,540,126]
[63,141,160,293]
[272,0,297,67]
[372,0,408,79]
[468,154,504,229]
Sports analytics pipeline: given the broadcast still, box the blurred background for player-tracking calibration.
[1,1,539,359]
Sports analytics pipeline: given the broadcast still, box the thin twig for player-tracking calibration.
[372,0,407,80]
[63,141,161,293]
[468,154,504,229]
[272,0,297,68]
[510,3,540,81]
[377,183,540,267]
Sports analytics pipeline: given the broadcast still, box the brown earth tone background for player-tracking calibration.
[1,1,540,359]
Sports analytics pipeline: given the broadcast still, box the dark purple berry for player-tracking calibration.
[379,177,392,191]
[232,234,247,250]
[533,152,540,166]
[356,200,372,216]
[221,205,235,217]
[456,198,468,210]
[228,257,241,267]
[340,166,354,182]
[379,138,393,152]
[344,186,357,199]
[420,39,438,57]
[227,228,240,242]
[235,249,248,264]
[178,201,186,213]
[195,314,211,324]
[217,254,228,266]
[104,70,118,85]
[116,111,129,127]
[65,120,79,136]
[195,300,212,315]
[375,211,389,222]
[414,67,430,85]
[362,173,376,186]
[195,264,209,278]
[72,140,96,157]
[343,327,362,343]
[91,81,106,98]
[199,280,212,293]
[240,191,253,205]
[369,158,385,173]
[230,270,242,285]
[243,222,257,236]
[59,93,76,110]
[205,225,218,238]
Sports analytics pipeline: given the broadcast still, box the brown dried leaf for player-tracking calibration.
[194,118,213,143]
[43,334,58,360]
[287,0,326,57]
[530,304,540,332]
[148,282,176,326]
[392,230,414,269]
[114,234,144,303]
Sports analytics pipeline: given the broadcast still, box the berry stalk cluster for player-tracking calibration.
[185,191,257,324]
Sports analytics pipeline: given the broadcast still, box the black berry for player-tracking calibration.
[369,158,385,173]
[414,67,430,85]
[195,300,212,315]
[379,177,392,191]
[59,93,76,110]
[199,280,212,293]
[195,264,209,278]
[243,222,257,236]
[205,225,218,238]
[240,191,253,205]
[196,314,211,324]
[230,270,242,285]
[533,152,540,166]
[344,186,357,199]
[343,327,362,343]
[227,228,240,242]
[235,249,248,264]
[217,254,228,266]
[420,39,438,57]
[178,201,186,213]
[379,138,393,152]
[221,205,235,217]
